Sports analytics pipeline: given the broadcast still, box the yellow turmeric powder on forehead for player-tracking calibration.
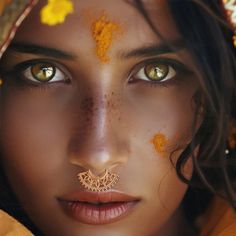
[92,12,122,63]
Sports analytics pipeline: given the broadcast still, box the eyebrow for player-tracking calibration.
[8,43,76,60]
[8,39,186,60]
[120,39,186,59]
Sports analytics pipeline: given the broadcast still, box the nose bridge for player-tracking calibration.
[69,89,128,173]
[86,95,119,170]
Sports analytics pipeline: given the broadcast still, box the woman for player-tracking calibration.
[0,0,235,235]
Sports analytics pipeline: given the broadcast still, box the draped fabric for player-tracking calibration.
[0,210,33,236]
[0,1,38,233]
[0,0,37,58]
[200,197,236,236]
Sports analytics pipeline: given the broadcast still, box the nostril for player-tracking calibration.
[68,150,127,174]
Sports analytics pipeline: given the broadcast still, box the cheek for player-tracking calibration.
[154,165,188,209]
[122,150,190,235]
[123,83,197,157]
[149,153,193,221]
[0,88,73,199]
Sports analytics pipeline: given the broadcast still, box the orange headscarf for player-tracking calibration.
[200,197,236,236]
[0,210,33,236]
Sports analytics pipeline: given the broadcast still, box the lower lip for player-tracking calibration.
[60,200,139,225]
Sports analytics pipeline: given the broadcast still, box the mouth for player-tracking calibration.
[58,191,141,225]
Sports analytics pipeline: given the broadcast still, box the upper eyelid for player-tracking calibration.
[13,59,66,71]
[128,57,192,79]
[2,57,191,83]
[10,59,72,79]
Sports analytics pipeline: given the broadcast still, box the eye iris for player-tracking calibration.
[145,63,169,81]
[31,63,55,82]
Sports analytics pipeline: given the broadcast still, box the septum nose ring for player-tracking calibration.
[77,169,119,192]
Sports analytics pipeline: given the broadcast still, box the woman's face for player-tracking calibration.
[0,0,200,235]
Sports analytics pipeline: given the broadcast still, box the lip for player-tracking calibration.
[58,191,141,225]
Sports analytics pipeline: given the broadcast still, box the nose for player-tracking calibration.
[68,95,129,174]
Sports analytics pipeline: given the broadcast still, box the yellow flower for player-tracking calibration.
[40,0,74,26]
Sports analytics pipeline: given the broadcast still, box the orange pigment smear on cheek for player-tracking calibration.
[151,133,169,157]
[91,12,122,63]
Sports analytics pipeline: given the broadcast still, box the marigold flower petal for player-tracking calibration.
[40,0,74,26]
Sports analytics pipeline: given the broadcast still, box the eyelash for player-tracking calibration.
[1,58,192,89]
[128,58,192,88]
[2,59,71,87]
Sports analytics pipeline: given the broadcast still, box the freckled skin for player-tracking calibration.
[80,96,94,123]
[0,0,201,236]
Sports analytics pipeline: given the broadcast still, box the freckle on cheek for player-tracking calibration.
[151,133,169,157]
[91,11,123,63]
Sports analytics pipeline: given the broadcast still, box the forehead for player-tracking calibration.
[12,0,180,46]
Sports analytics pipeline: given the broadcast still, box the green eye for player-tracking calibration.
[144,63,169,81]
[134,61,177,84]
[31,63,56,82]
[20,61,68,84]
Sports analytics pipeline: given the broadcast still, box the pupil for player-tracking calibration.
[31,64,55,81]
[155,67,165,77]
[145,64,169,81]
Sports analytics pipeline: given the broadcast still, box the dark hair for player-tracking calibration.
[131,0,236,229]
[169,0,236,202]
[0,0,236,235]
[134,0,236,218]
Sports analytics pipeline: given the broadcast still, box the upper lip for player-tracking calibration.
[58,190,140,204]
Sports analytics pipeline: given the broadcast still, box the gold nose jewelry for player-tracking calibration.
[77,169,119,192]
